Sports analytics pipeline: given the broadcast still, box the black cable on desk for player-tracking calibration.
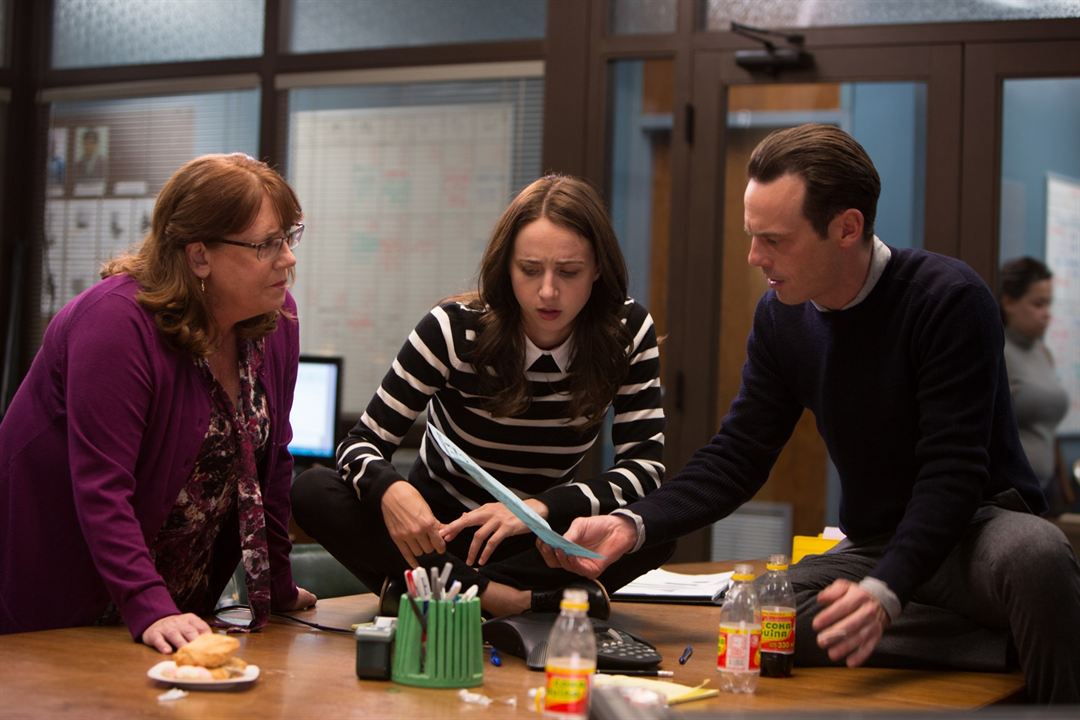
[213,603,355,634]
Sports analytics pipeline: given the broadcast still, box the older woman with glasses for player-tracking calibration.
[0,153,316,652]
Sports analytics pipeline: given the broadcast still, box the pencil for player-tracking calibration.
[596,669,674,677]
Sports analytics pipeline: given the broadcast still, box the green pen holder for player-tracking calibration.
[391,596,484,688]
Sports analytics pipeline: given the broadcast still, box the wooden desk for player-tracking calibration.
[1,580,1024,718]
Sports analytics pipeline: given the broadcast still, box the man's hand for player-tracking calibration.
[812,579,890,667]
[141,613,211,654]
[381,481,446,568]
[439,499,548,566]
[537,515,638,578]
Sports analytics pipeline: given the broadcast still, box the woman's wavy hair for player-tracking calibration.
[101,153,301,357]
[454,174,631,427]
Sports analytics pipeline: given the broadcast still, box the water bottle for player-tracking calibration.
[543,588,596,719]
[717,563,761,693]
[758,553,796,678]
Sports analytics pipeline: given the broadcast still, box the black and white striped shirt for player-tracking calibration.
[336,299,665,527]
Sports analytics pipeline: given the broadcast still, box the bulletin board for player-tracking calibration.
[40,106,197,318]
[41,196,156,315]
[288,103,514,412]
[1045,172,1080,435]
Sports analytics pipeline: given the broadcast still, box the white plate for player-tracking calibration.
[147,660,260,690]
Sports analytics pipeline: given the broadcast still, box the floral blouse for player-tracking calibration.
[151,338,272,624]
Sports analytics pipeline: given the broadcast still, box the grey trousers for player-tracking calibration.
[789,499,1080,704]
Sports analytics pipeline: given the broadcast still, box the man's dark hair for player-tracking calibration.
[747,124,881,242]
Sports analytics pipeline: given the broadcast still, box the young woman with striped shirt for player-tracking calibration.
[291,175,672,618]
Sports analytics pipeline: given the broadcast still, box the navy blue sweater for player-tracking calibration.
[631,247,1044,604]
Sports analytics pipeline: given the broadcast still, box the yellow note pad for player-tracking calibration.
[791,535,841,564]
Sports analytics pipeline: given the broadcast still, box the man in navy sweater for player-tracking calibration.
[541,124,1080,703]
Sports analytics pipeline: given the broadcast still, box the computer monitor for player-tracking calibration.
[288,355,343,467]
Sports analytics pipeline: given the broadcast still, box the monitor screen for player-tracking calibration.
[288,355,343,466]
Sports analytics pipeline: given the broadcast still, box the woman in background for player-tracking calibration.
[0,154,315,651]
[292,175,672,618]
[999,256,1073,515]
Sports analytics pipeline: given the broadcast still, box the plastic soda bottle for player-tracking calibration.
[543,588,597,719]
[758,553,796,677]
[717,563,761,693]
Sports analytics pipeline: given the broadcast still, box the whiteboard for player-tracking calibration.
[1045,172,1080,435]
[288,103,514,412]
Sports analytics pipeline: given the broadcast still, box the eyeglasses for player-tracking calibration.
[211,223,304,261]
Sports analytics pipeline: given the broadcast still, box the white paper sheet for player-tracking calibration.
[612,568,732,603]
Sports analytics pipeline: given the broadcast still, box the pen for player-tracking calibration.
[414,567,432,600]
[438,561,453,596]
[444,579,462,603]
[405,594,427,633]
[596,669,674,678]
[678,644,693,664]
[430,566,442,600]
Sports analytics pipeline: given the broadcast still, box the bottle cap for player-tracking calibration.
[766,554,789,571]
[560,587,589,612]
[732,562,755,582]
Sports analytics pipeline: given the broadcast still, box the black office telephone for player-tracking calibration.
[482,612,662,671]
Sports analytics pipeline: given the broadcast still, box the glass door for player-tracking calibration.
[963,40,1080,515]
[679,45,962,545]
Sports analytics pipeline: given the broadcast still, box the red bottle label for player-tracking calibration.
[760,608,795,654]
[717,624,761,671]
[544,665,592,715]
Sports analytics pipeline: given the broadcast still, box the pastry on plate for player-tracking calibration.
[174,633,248,679]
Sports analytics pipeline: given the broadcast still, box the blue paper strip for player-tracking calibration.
[428,424,604,560]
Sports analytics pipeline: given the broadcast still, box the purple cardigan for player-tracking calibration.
[0,274,300,639]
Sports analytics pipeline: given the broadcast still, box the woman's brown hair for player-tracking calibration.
[455,174,631,427]
[101,153,302,357]
[999,256,1052,325]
